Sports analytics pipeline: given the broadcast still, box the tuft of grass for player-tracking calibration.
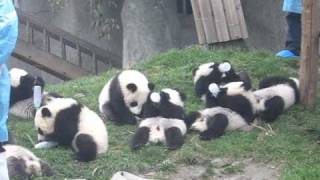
[9,47,320,179]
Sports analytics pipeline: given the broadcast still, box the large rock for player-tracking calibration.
[121,0,182,68]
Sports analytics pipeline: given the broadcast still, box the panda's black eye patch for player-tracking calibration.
[130,101,138,107]
[41,107,52,117]
[38,128,44,135]
[127,83,137,93]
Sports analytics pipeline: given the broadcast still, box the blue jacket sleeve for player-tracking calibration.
[0,0,18,65]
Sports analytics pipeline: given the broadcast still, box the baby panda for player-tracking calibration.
[193,61,248,100]
[131,88,187,150]
[99,70,154,125]
[3,144,54,179]
[140,88,186,119]
[9,68,45,119]
[204,81,258,125]
[34,98,108,162]
[254,76,300,122]
[185,107,252,140]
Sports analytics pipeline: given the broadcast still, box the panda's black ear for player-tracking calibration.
[148,83,155,91]
[160,91,170,102]
[192,67,199,76]
[184,111,201,128]
[241,81,252,91]
[41,107,51,118]
[127,83,137,93]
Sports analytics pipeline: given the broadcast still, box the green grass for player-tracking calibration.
[9,47,320,180]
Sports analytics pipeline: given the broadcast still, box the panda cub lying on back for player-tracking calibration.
[99,70,154,125]
[9,68,45,119]
[193,61,250,101]
[131,88,187,150]
[254,76,300,122]
[34,98,108,162]
[3,144,54,179]
[186,107,253,140]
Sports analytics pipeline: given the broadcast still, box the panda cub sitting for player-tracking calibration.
[254,76,300,122]
[185,107,253,140]
[193,61,249,101]
[131,88,187,150]
[34,98,108,162]
[99,70,154,125]
[204,81,258,125]
[3,144,54,179]
[9,68,45,119]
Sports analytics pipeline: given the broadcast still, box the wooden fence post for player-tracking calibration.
[299,0,320,107]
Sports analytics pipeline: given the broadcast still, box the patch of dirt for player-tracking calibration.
[166,158,281,180]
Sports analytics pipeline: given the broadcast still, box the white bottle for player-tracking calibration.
[33,86,42,109]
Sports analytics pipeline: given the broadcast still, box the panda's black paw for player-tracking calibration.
[130,127,150,150]
[199,131,214,141]
[165,127,184,150]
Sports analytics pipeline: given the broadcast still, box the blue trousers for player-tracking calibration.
[285,12,301,56]
[0,65,10,143]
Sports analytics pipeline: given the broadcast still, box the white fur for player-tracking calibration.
[3,145,42,176]
[190,107,249,132]
[208,83,220,97]
[218,62,231,72]
[99,70,151,115]
[193,62,215,84]
[290,77,300,88]
[140,117,187,144]
[150,92,161,103]
[161,88,184,107]
[254,84,296,110]
[9,68,28,87]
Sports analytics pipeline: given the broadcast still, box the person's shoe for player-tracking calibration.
[276,50,299,58]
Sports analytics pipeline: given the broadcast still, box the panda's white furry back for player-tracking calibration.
[99,70,154,125]
[34,98,108,162]
[254,76,300,122]
[3,144,54,179]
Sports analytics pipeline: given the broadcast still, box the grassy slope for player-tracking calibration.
[9,47,320,180]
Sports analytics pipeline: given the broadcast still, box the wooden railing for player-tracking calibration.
[13,8,121,78]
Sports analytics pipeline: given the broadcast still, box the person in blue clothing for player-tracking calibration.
[276,0,303,58]
[0,0,18,179]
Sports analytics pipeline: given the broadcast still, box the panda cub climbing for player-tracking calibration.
[186,107,253,140]
[254,76,300,122]
[3,144,54,179]
[9,68,45,119]
[131,88,187,150]
[34,98,108,162]
[193,61,250,101]
[99,70,154,125]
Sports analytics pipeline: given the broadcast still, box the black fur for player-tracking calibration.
[199,113,229,140]
[148,83,155,91]
[127,83,137,93]
[261,96,285,122]
[10,74,45,107]
[74,134,97,162]
[131,127,150,150]
[184,111,201,128]
[165,127,184,150]
[41,108,52,118]
[7,157,29,180]
[259,76,300,104]
[46,103,82,146]
[103,76,137,125]
[141,91,185,119]
[40,160,55,176]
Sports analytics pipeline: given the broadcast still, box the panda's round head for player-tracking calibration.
[219,81,252,96]
[41,92,64,106]
[187,111,207,132]
[35,98,78,135]
[118,70,155,115]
